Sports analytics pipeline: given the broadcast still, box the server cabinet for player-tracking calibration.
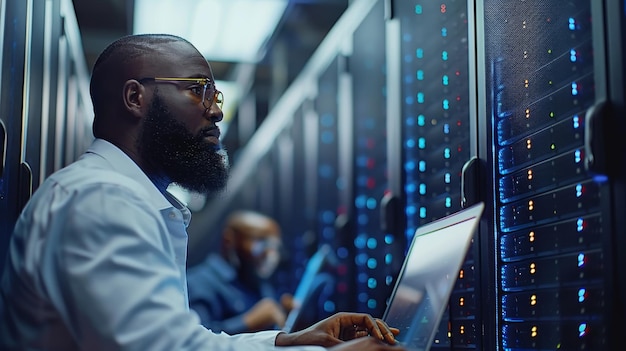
[313,56,348,318]
[478,0,625,349]
[394,1,475,349]
[0,0,29,264]
[349,0,401,318]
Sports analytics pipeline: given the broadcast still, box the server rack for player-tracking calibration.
[393,0,476,349]
[477,0,626,349]
[349,0,402,317]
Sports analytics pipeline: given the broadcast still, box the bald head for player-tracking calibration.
[89,34,205,138]
[225,211,281,240]
[222,211,283,279]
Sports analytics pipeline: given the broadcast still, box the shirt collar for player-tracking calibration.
[84,139,174,211]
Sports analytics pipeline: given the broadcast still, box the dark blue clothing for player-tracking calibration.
[186,254,278,334]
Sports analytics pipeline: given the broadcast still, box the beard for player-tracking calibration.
[137,93,229,194]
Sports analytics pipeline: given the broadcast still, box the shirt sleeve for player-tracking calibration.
[36,182,321,351]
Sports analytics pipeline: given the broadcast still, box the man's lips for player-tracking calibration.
[202,128,221,143]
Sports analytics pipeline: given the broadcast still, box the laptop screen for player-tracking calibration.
[382,202,484,351]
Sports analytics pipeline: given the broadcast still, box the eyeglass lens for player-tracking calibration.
[202,83,223,110]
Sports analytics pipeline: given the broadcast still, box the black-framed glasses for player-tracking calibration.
[138,77,224,110]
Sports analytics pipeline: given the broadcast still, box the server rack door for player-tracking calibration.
[394,0,475,349]
[479,0,617,349]
[0,0,29,268]
[314,56,343,317]
[350,0,396,318]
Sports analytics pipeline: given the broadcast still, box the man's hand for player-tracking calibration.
[243,298,287,331]
[274,312,403,348]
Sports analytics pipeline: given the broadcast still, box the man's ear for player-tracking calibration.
[122,80,146,118]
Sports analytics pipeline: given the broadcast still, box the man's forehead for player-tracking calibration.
[140,41,213,77]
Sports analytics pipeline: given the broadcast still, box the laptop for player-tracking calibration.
[382,202,485,351]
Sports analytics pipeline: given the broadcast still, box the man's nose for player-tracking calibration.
[205,104,223,123]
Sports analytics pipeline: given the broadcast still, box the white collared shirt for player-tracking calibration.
[0,139,322,351]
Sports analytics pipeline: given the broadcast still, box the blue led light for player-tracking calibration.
[578,288,586,302]
[578,323,587,337]
[417,114,426,126]
[416,48,424,58]
[355,195,367,208]
[577,218,584,232]
[406,138,416,148]
[385,253,393,264]
[417,70,424,80]
[420,207,427,218]
[367,258,378,269]
[578,253,586,267]
[418,138,426,149]
[405,160,416,172]
[443,124,450,134]
[321,131,335,144]
[358,292,368,302]
[337,247,348,259]
[419,183,427,195]
[571,82,579,95]
[574,149,582,163]
[318,164,332,178]
[415,5,423,14]
[354,235,367,249]
[406,182,417,193]
[356,254,368,266]
[444,148,451,159]
[386,275,394,285]
[576,184,583,197]
[368,277,377,289]
[406,205,417,216]
[324,300,335,313]
[445,197,452,208]
[366,198,377,210]
[405,95,414,105]
[321,113,335,126]
[445,173,451,183]
[357,156,369,167]
[573,115,580,129]
[570,49,577,62]
[442,51,448,61]
[442,75,449,86]
[417,92,425,103]
[419,161,426,172]
[569,17,576,30]
[443,99,450,110]
[367,299,377,309]
[385,235,394,244]
[322,210,335,223]
[441,27,448,37]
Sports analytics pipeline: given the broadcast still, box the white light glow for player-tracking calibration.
[133,0,288,63]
